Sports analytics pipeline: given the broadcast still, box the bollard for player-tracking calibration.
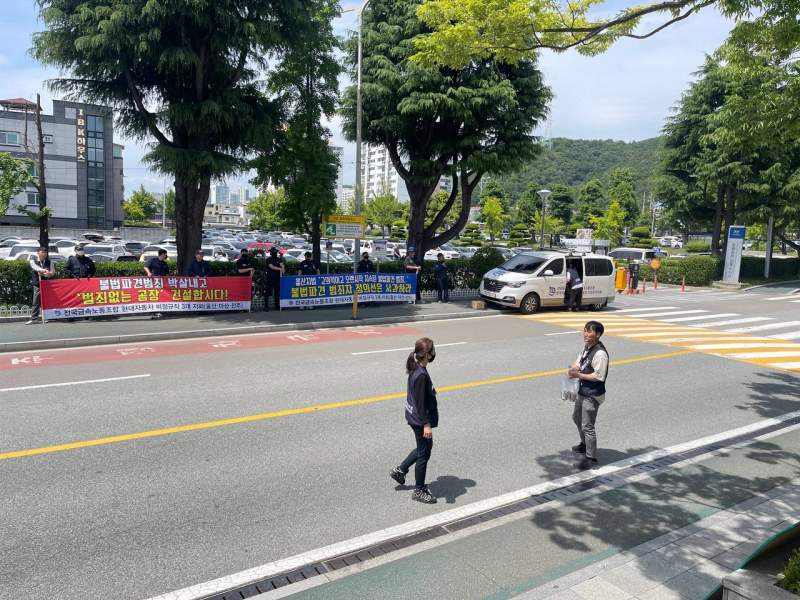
[352,288,359,320]
[625,270,632,295]
[654,272,658,290]
[681,275,686,292]
[642,281,646,294]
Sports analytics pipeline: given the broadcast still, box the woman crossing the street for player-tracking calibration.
[390,337,439,504]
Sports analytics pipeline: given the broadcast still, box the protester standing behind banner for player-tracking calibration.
[26,247,54,325]
[66,246,96,279]
[144,249,170,319]
[188,249,211,277]
[404,247,422,304]
[235,249,255,276]
[264,246,284,311]
[357,252,375,273]
[434,253,449,303]
[297,251,319,310]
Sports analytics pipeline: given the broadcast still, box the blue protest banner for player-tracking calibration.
[280,272,416,308]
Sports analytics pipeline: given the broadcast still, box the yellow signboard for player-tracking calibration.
[649,258,662,270]
[323,215,366,239]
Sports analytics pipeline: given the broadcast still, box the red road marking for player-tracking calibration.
[0,325,419,371]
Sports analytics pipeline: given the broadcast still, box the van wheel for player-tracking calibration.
[519,293,540,315]
[590,300,607,311]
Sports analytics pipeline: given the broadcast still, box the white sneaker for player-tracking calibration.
[25,319,38,325]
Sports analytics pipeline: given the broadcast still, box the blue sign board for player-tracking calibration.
[728,226,746,239]
[280,272,417,308]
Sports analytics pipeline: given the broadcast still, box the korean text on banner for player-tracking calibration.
[280,272,416,308]
[40,276,252,320]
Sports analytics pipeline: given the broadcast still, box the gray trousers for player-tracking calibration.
[30,285,42,320]
[573,394,599,459]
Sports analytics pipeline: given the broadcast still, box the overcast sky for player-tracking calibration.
[1,2,733,198]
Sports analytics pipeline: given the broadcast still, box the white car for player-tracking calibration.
[82,243,133,259]
[0,238,37,258]
[139,244,178,262]
[5,242,60,260]
[424,246,460,260]
[480,251,616,314]
[54,239,81,257]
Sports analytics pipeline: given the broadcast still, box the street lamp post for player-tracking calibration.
[353,0,371,273]
[537,189,551,250]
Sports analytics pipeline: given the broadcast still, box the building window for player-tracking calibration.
[113,145,123,159]
[0,131,20,145]
[27,162,38,178]
[86,114,105,227]
[42,134,54,144]
[27,192,39,206]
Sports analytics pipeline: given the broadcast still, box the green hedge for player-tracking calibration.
[0,248,507,306]
[740,255,800,279]
[686,241,711,253]
[638,256,723,286]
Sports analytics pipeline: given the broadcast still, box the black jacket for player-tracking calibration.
[405,366,438,428]
[357,259,375,273]
[187,259,210,277]
[66,254,96,278]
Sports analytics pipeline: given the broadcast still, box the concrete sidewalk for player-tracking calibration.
[265,426,800,600]
[0,300,492,352]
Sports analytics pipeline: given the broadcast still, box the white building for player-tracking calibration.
[360,143,410,203]
[339,185,355,211]
[213,183,230,206]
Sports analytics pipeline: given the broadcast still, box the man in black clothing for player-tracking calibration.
[357,251,375,273]
[298,251,319,275]
[66,246,96,279]
[264,246,284,311]
[235,249,255,277]
[27,247,54,324]
[144,249,170,276]
[144,249,169,319]
[187,249,211,276]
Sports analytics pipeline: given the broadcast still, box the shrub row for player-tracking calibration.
[0,248,507,306]
[685,241,711,253]
[638,256,723,287]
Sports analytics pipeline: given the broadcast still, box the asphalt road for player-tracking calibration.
[1,289,799,600]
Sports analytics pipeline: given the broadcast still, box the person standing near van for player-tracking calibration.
[568,321,609,470]
[566,264,583,311]
[390,337,439,504]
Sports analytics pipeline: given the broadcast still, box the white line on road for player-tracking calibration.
[770,362,800,369]
[621,331,739,338]
[351,342,467,356]
[144,409,800,600]
[689,317,772,328]
[615,309,708,318]
[687,342,800,350]
[0,374,151,393]
[726,321,800,334]
[727,351,800,359]
[611,306,678,313]
[544,331,579,336]
[765,295,796,301]
[657,313,739,323]
[770,330,800,340]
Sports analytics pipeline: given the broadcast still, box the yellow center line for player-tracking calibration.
[0,349,694,462]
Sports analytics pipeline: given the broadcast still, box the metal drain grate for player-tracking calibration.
[203,416,800,600]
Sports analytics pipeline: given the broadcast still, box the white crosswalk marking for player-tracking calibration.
[689,317,772,328]
[771,362,800,369]
[770,330,800,340]
[617,309,708,318]
[612,306,678,313]
[726,321,800,334]
[658,313,739,323]
[650,336,758,343]
[765,295,796,301]
[727,351,800,359]
[687,342,800,350]
[622,331,738,338]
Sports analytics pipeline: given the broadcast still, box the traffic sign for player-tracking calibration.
[323,215,365,239]
[649,258,662,270]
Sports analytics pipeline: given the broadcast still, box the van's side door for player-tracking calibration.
[582,257,614,301]
[538,257,567,305]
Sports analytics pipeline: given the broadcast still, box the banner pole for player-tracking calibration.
[39,273,45,324]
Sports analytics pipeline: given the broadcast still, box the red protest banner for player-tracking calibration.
[40,276,252,320]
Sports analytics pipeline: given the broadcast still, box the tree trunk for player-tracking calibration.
[710,185,724,256]
[174,175,210,274]
[35,94,48,247]
[406,184,428,266]
[310,213,321,266]
[722,185,736,258]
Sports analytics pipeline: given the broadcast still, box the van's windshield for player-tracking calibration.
[499,254,548,274]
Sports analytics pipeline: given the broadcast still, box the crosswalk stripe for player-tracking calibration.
[726,321,800,334]
[622,331,739,338]
[649,336,760,344]
[790,300,800,304]
[688,317,772,328]
[614,309,708,318]
[726,351,800,359]
[612,306,679,313]
[770,331,800,340]
[765,295,796,301]
[770,362,800,370]
[687,342,800,350]
[658,313,739,323]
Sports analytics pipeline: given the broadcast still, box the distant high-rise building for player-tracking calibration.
[339,185,355,211]
[213,183,230,206]
[360,144,409,203]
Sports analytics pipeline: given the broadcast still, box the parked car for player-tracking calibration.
[139,244,178,262]
[424,246,460,260]
[6,242,60,260]
[81,232,105,242]
[91,253,117,263]
[0,238,36,258]
[82,243,132,259]
[53,239,81,257]
[608,247,668,263]
[457,246,480,258]
[124,241,149,258]
[480,251,616,314]
[12,251,66,264]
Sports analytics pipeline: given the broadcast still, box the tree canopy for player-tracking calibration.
[341,0,550,260]
[33,0,311,272]
[0,153,32,217]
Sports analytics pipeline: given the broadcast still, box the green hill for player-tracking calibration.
[495,136,663,199]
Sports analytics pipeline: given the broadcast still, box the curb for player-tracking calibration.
[0,309,497,353]
[742,280,800,292]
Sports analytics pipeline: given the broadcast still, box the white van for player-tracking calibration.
[479,251,616,314]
